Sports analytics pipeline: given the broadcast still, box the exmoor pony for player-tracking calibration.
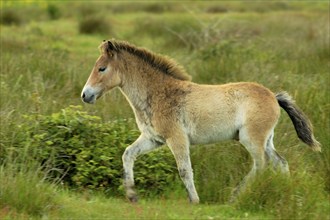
[81,40,321,204]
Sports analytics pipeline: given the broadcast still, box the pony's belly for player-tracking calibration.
[188,126,237,145]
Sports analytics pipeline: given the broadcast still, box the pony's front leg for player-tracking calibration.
[122,134,160,202]
[167,135,200,204]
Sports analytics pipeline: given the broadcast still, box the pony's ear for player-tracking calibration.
[107,41,118,53]
[99,40,118,57]
[107,41,114,51]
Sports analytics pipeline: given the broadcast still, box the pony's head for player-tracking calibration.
[81,39,191,104]
[81,40,122,104]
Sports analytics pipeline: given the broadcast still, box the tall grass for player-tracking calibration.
[236,169,329,220]
[192,143,250,203]
[0,148,58,217]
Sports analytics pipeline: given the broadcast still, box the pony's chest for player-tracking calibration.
[134,110,165,143]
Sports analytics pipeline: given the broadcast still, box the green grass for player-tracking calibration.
[1,1,329,219]
[0,150,59,218]
[1,186,272,220]
[51,194,271,220]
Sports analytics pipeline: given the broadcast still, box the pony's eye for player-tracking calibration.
[98,67,106,72]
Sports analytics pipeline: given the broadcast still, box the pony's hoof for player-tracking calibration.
[126,188,138,203]
[190,200,199,205]
[228,197,237,204]
[189,196,200,204]
[128,195,138,203]
[228,193,238,204]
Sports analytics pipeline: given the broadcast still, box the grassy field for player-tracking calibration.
[1,1,329,219]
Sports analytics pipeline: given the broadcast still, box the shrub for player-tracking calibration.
[47,4,61,20]
[205,5,228,13]
[111,2,178,14]
[143,3,169,13]
[0,9,22,25]
[9,106,178,197]
[79,16,111,35]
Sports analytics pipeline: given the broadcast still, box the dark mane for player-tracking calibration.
[99,40,192,81]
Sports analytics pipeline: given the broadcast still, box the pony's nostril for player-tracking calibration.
[82,93,86,99]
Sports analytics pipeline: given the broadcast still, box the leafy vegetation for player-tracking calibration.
[3,106,178,196]
[0,1,329,219]
[0,9,22,25]
[78,15,112,35]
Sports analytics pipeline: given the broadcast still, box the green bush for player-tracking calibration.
[79,15,112,35]
[10,106,178,196]
[111,2,179,14]
[0,9,22,25]
[47,4,61,20]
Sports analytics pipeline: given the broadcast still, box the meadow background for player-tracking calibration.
[0,1,329,219]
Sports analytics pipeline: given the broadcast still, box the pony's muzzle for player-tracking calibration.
[82,92,95,104]
[81,86,97,104]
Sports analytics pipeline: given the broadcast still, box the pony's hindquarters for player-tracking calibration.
[184,82,281,146]
[185,82,288,201]
[236,88,280,173]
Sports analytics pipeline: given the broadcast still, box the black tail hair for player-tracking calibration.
[276,92,321,152]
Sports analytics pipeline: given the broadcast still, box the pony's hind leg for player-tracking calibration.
[265,132,290,174]
[230,126,267,202]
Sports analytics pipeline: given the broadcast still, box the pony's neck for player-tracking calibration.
[118,53,185,114]
[119,82,148,113]
[119,66,159,113]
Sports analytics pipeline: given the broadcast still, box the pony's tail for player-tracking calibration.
[276,92,321,152]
